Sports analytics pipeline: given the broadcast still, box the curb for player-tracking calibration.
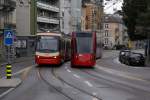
[0,64,35,98]
[0,79,22,99]
[0,79,22,88]
[0,88,14,99]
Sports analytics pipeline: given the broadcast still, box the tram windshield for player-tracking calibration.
[76,32,93,54]
[36,36,59,53]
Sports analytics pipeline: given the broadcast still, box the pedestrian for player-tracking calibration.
[16,49,20,58]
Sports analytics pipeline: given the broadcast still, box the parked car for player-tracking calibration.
[119,50,131,63]
[124,52,145,66]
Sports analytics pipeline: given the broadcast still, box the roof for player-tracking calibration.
[103,14,123,24]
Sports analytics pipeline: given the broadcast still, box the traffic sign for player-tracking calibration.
[4,30,14,46]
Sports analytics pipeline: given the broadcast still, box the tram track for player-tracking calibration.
[78,68,150,94]
[37,67,74,100]
[51,68,103,100]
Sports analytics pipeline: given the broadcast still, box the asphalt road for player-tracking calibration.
[1,50,150,100]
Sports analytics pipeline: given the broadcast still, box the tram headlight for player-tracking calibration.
[37,56,40,58]
[53,56,57,58]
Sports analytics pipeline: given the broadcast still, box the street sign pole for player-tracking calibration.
[4,29,14,79]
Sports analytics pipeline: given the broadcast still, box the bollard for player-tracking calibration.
[6,64,12,79]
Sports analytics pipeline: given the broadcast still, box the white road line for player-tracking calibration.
[92,98,98,100]
[92,92,97,96]
[0,88,14,98]
[73,74,81,79]
[67,69,71,73]
[65,66,68,69]
[85,81,93,87]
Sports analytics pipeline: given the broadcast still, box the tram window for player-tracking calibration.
[37,37,59,53]
[76,33,93,53]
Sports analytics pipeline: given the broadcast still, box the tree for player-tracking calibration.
[122,0,148,40]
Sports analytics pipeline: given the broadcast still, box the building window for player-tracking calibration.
[105,24,109,28]
[62,20,64,29]
[105,30,109,37]
[104,38,108,44]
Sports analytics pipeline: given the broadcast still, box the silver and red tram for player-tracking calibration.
[35,32,65,65]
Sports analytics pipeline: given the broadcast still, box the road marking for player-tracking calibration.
[96,64,150,83]
[93,98,98,100]
[65,66,68,69]
[73,74,81,79]
[0,88,14,99]
[92,92,97,96]
[84,81,93,87]
[67,69,71,73]
[37,69,42,80]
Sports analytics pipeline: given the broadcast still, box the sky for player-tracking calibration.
[104,0,123,14]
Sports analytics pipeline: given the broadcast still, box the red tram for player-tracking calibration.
[35,32,68,65]
[71,32,97,67]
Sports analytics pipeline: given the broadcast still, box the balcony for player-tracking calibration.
[37,1,59,12]
[37,16,59,24]
[0,0,16,12]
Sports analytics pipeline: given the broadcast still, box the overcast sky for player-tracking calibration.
[104,0,123,14]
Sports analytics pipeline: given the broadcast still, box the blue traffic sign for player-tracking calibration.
[4,30,14,46]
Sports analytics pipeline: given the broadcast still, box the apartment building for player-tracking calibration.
[37,0,60,32]
[103,14,126,49]
[81,0,103,40]
[15,0,61,56]
[16,0,60,36]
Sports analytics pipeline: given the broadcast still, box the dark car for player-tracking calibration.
[124,52,145,66]
[119,50,131,63]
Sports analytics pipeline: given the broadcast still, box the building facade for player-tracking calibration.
[15,0,61,57]
[81,2,103,32]
[16,0,30,36]
[0,0,16,61]
[63,0,71,34]
[63,0,82,34]
[0,0,16,30]
[37,0,60,32]
[70,0,82,32]
[102,14,126,49]
[81,0,103,43]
